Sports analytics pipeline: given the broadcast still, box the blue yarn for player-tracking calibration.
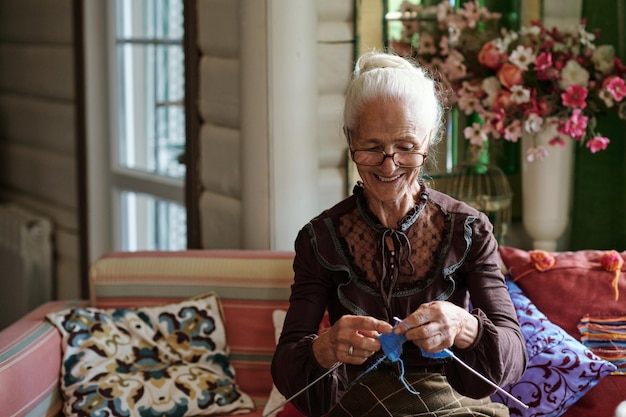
[351,330,454,395]
[349,331,420,395]
[420,348,453,360]
[378,332,406,361]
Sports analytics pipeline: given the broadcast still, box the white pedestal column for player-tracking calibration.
[241,0,319,250]
[521,125,575,251]
[267,0,319,250]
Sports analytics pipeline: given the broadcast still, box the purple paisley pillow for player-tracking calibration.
[490,280,616,417]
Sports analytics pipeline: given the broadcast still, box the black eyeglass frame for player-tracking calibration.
[349,149,429,168]
[344,127,429,169]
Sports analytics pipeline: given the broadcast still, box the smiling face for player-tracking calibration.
[350,97,430,219]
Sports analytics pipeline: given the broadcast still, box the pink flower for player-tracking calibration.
[586,136,610,153]
[458,1,481,29]
[561,85,588,109]
[560,109,588,140]
[534,51,553,71]
[418,34,437,55]
[526,146,549,162]
[604,75,626,101]
[549,136,566,147]
[463,123,489,146]
[484,110,505,138]
[443,50,467,81]
[503,119,522,142]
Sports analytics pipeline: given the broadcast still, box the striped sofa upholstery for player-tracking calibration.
[0,300,87,417]
[0,250,295,417]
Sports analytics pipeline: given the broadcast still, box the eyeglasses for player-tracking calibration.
[350,149,428,168]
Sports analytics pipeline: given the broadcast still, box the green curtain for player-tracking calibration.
[570,0,626,250]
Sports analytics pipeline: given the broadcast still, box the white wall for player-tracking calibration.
[197,0,354,250]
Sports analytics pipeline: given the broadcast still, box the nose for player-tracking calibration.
[379,153,399,172]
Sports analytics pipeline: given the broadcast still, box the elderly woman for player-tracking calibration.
[271,50,526,417]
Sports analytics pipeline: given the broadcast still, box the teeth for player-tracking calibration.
[377,174,401,182]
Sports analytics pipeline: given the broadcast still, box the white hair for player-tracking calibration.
[343,50,445,147]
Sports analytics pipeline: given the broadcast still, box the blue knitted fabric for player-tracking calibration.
[352,332,455,396]
[350,331,420,394]
[378,332,407,361]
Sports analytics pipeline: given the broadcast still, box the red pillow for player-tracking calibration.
[500,246,626,417]
[499,246,626,340]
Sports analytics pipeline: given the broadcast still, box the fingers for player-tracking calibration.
[332,315,392,364]
[395,301,472,353]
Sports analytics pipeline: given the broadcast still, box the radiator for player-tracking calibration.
[0,204,53,330]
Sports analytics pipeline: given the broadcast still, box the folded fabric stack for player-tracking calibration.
[578,314,626,375]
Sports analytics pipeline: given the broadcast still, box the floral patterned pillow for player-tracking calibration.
[490,280,616,417]
[47,293,254,417]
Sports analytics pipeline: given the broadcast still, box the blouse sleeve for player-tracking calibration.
[443,212,528,398]
[270,225,348,417]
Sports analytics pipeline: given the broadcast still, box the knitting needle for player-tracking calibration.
[393,317,528,410]
[262,361,342,417]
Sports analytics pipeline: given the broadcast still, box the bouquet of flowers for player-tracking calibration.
[389,1,626,162]
[389,0,502,98]
[457,20,626,161]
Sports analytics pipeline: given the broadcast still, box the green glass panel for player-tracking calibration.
[570,0,626,250]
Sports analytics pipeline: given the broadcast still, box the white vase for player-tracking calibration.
[520,124,575,251]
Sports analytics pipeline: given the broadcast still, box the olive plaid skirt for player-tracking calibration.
[328,368,509,417]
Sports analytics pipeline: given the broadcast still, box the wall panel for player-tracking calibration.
[0,143,76,207]
[0,0,80,302]
[200,191,242,249]
[0,0,72,44]
[0,95,75,153]
[198,56,240,128]
[200,124,241,198]
[0,44,74,99]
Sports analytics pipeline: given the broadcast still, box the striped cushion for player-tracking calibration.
[88,250,295,406]
[0,300,86,417]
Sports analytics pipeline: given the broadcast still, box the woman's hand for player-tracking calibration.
[312,315,393,368]
[394,301,479,353]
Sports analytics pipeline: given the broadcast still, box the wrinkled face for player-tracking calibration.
[349,97,429,206]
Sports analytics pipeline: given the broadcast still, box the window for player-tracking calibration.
[112,0,187,251]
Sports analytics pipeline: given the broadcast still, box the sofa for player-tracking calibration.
[0,247,624,417]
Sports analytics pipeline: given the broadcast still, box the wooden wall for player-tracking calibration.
[0,0,82,300]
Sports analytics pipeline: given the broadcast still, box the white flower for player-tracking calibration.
[578,25,596,48]
[509,45,535,71]
[481,76,501,107]
[592,45,615,74]
[448,25,461,45]
[524,113,544,133]
[559,59,590,89]
[492,30,517,53]
[599,88,615,107]
[510,85,531,104]
[520,25,541,36]
[463,123,488,146]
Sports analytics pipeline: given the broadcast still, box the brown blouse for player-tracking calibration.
[271,181,527,416]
